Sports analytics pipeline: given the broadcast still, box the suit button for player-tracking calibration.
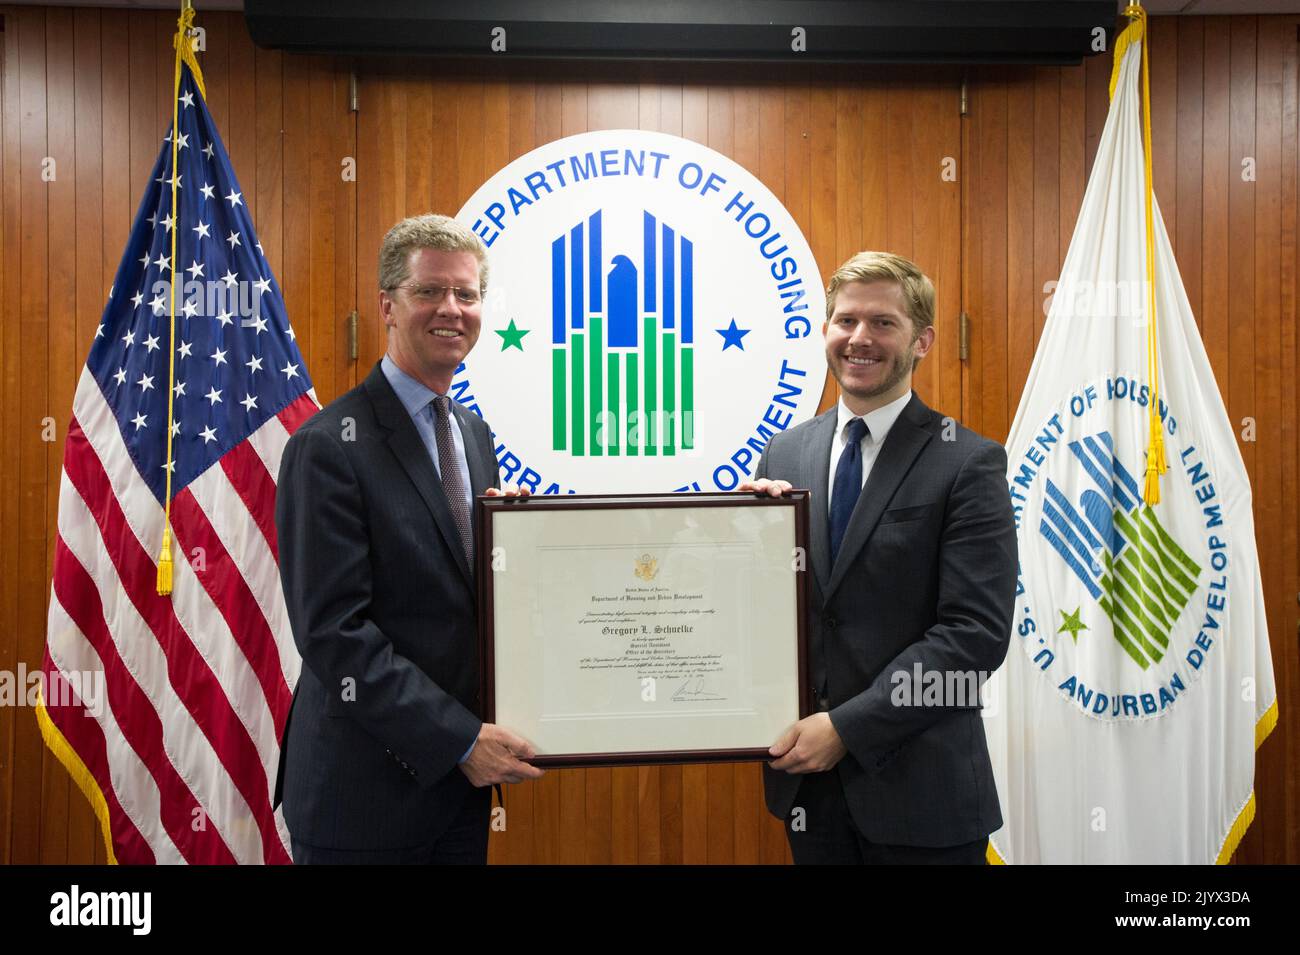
[824,617,837,630]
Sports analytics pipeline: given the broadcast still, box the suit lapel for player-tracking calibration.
[805,408,838,595]
[453,403,498,580]
[364,364,474,589]
[453,402,496,500]
[824,393,935,602]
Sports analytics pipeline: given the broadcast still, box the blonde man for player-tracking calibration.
[275,215,542,864]
[741,251,1016,864]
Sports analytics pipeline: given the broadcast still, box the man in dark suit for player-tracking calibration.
[740,251,1016,864]
[274,214,543,864]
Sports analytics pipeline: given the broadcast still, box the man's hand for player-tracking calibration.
[484,484,532,498]
[460,723,546,787]
[736,478,793,497]
[768,712,847,774]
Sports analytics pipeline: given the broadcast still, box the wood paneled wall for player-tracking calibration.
[0,6,1294,864]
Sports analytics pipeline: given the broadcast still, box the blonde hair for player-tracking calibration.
[378,214,488,293]
[825,250,934,336]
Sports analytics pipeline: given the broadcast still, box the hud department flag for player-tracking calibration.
[983,13,1277,864]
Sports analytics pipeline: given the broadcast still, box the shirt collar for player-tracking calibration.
[381,354,443,421]
[836,390,913,446]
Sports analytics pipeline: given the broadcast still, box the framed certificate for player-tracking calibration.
[477,492,810,767]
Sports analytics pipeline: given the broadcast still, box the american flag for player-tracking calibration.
[37,53,315,864]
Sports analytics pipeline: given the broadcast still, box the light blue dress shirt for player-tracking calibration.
[380,355,478,763]
[380,355,474,522]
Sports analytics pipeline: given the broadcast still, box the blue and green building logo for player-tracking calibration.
[550,210,695,456]
[1041,431,1202,670]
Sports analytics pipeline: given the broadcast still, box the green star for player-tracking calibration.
[1058,607,1089,644]
[495,318,530,351]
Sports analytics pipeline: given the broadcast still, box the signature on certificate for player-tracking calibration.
[672,676,728,702]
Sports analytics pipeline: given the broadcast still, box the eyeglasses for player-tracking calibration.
[394,284,482,305]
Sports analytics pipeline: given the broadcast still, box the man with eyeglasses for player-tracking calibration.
[274,214,543,864]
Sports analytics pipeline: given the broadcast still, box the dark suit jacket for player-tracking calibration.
[756,392,1016,848]
[273,362,499,851]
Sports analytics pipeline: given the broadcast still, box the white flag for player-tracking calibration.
[983,17,1278,864]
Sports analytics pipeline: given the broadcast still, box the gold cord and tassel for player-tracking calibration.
[1113,4,1167,505]
[157,1,206,594]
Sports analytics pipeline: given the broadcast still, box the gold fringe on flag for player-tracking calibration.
[35,688,120,864]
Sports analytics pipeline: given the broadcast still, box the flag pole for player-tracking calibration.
[157,0,198,595]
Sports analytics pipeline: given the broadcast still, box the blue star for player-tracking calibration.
[716,318,750,351]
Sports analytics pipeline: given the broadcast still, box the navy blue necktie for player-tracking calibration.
[829,417,869,563]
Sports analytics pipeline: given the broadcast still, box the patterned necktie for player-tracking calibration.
[431,395,473,567]
[829,416,869,563]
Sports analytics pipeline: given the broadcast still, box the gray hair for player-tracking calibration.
[378,214,489,293]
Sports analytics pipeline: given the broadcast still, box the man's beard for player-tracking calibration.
[833,343,915,401]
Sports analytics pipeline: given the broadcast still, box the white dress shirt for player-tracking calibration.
[826,390,914,515]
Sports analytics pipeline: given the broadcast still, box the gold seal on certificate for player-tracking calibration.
[477,492,810,767]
